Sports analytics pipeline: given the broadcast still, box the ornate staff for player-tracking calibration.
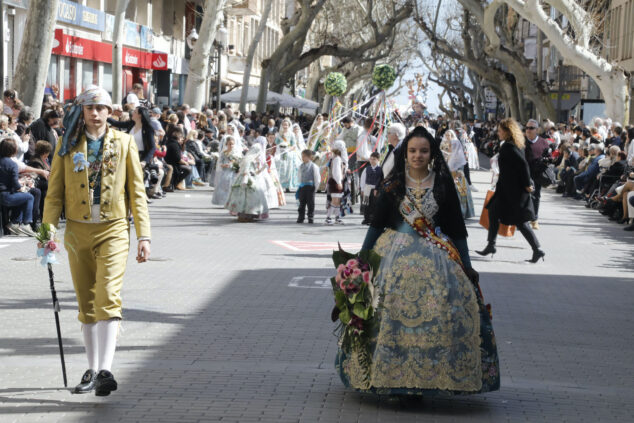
[37,224,68,388]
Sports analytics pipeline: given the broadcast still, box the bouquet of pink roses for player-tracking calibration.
[331,245,381,353]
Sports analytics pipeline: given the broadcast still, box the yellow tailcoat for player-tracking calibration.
[43,127,151,239]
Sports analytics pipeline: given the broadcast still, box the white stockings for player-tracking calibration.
[82,318,120,372]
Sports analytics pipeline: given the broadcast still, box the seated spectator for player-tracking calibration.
[573,143,604,198]
[0,138,37,236]
[26,140,52,220]
[164,125,191,191]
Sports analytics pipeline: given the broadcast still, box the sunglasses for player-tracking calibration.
[526,127,537,130]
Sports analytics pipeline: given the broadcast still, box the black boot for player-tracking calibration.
[73,369,97,394]
[526,249,546,263]
[476,243,497,257]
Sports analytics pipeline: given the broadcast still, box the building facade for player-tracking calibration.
[0,0,290,109]
[605,0,634,122]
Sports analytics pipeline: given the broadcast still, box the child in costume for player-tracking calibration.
[359,151,383,225]
[296,150,320,223]
[42,86,151,396]
[211,136,239,207]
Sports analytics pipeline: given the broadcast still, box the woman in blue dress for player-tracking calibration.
[336,126,499,395]
[275,118,301,191]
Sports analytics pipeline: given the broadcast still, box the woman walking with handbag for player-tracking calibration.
[476,118,545,263]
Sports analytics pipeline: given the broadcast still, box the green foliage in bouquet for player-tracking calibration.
[331,245,381,354]
[372,64,397,91]
[324,72,347,97]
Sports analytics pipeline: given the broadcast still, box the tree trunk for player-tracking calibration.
[112,0,130,105]
[256,64,272,112]
[239,0,273,113]
[183,0,227,110]
[12,0,60,119]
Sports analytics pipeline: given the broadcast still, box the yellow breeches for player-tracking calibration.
[64,218,130,324]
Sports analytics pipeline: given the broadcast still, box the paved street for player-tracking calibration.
[1,168,633,423]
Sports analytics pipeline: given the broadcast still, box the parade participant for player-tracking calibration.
[477,118,545,263]
[442,130,475,218]
[275,118,301,191]
[359,152,383,225]
[381,122,406,178]
[326,145,345,225]
[225,144,269,222]
[42,85,151,396]
[337,125,499,395]
[211,136,239,207]
[265,131,286,207]
[296,150,320,224]
[292,123,307,151]
[307,113,327,151]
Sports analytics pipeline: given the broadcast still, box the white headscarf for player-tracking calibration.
[236,144,263,186]
[333,140,348,166]
[444,130,467,172]
[292,123,306,151]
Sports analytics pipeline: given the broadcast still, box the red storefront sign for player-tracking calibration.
[52,29,165,70]
[122,47,153,69]
[52,28,111,63]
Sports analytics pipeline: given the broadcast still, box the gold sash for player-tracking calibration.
[398,191,464,270]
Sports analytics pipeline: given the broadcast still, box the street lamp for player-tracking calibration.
[214,25,228,114]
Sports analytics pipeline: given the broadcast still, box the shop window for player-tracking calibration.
[82,60,94,90]
[103,63,113,95]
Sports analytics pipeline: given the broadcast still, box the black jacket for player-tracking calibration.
[370,173,468,243]
[107,118,156,164]
[165,138,184,167]
[488,142,535,225]
[29,118,57,157]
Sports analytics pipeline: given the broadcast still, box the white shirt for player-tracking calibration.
[331,156,343,184]
[131,127,144,152]
[356,130,376,162]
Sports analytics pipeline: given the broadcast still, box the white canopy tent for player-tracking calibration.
[220,86,284,104]
[220,86,319,111]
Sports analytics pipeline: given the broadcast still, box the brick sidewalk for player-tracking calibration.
[0,170,633,422]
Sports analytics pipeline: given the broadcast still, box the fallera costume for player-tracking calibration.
[212,148,239,206]
[337,174,499,395]
[266,145,286,206]
[336,131,499,396]
[442,136,475,218]
[42,86,150,396]
[275,130,301,190]
[226,144,269,221]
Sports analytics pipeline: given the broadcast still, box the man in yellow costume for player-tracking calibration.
[43,86,151,396]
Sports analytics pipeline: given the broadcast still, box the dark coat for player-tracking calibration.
[370,172,468,243]
[165,138,184,167]
[29,118,57,156]
[488,142,535,225]
[107,118,156,164]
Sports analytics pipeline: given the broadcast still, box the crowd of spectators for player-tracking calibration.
[0,83,318,237]
[476,116,634,232]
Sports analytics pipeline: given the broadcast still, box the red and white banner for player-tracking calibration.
[52,29,168,70]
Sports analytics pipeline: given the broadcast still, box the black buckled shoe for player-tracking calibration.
[94,370,118,397]
[73,369,97,394]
